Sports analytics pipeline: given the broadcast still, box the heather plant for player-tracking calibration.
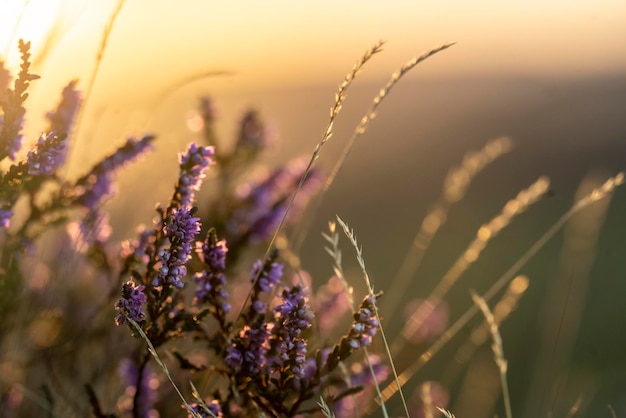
[0,29,623,418]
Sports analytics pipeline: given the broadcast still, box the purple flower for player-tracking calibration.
[0,209,13,228]
[77,135,154,209]
[269,286,314,380]
[326,292,381,372]
[245,253,283,319]
[114,279,147,325]
[154,207,201,288]
[26,132,66,176]
[225,324,270,375]
[189,399,223,418]
[46,80,81,137]
[194,230,231,320]
[250,258,283,292]
[172,142,214,209]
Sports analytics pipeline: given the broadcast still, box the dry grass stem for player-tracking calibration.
[322,221,377,417]
[448,276,528,377]
[608,404,617,418]
[384,137,513,321]
[318,396,337,418]
[437,407,457,418]
[232,41,384,331]
[398,176,550,351]
[293,42,455,252]
[470,290,513,418]
[336,216,410,418]
[379,172,623,405]
[126,317,201,418]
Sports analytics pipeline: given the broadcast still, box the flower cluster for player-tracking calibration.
[172,143,215,209]
[114,279,148,325]
[270,285,314,380]
[194,229,231,326]
[326,292,382,372]
[0,52,388,417]
[188,399,223,418]
[225,323,271,375]
[154,207,201,288]
[26,132,66,176]
[248,251,284,317]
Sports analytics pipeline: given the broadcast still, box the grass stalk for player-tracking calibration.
[323,221,386,418]
[383,137,513,323]
[126,317,202,418]
[293,42,455,253]
[394,176,550,354]
[336,216,410,418]
[232,41,385,333]
[378,172,624,406]
[470,290,513,418]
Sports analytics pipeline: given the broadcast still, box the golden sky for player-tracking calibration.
[1,0,625,175]
[2,0,625,93]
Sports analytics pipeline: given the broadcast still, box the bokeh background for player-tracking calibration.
[2,1,626,417]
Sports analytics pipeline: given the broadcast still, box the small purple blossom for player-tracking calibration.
[326,292,381,372]
[114,279,147,326]
[269,286,314,380]
[0,209,13,228]
[250,257,283,292]
[78,135,154,209]
[173,142,215,209]
[26,132,66,176]
[225,324,270,375]
[154,207,201,288]
[189,399,223,418]
[194,230,231,321]
[246,253,283,319]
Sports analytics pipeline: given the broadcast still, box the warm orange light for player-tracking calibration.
[0,0,63,69]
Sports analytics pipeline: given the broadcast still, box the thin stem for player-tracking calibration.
[377,172,624,406]
[231,41,385,335]
[337,216,410,418]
